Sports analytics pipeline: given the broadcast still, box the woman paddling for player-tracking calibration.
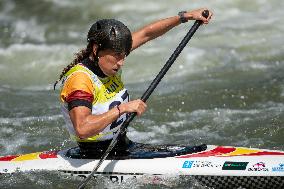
[54,8,213,157]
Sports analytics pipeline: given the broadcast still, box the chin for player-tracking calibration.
[112,70,119,74]
[106,72,115,77]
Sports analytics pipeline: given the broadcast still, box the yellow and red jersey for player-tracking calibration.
[60,63,129,142]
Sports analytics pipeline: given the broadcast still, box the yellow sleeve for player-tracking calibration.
[60,72,94,102]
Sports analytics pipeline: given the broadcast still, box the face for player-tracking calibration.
[96,49,126,76]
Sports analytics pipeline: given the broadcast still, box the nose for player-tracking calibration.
[117,59,124,66]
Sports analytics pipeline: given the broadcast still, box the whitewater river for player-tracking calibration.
[0,0,283,188]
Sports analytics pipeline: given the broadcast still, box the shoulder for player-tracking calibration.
[60,69,95,102]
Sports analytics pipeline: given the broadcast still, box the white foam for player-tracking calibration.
[0,1,15,19]
[0,130,27,155]
[123,47,205,85]
[21,84,54,91]
[281,86,284,97]
[106,1,162,13]
[0,115,62,125]
[243,62,270,70]
[151,125,170,135]
[127,127,156,143]
[13,19,46,43]
[0,43,80,88]
[44,0,79,8]
[0,43,77,56]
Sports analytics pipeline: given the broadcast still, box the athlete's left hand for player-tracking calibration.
[185,8,213,24]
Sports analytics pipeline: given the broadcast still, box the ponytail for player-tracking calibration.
[53,43,93,90]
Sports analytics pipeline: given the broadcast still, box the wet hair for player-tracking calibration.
[53,19,132,90]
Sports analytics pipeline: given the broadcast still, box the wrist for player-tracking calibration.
[178,11,188,23]
[186,12,194,20]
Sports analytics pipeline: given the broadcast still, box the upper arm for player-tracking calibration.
[131,30,150,51]
[69,106,92,137]
[60,72,94,102]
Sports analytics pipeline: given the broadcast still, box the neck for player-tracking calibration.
[82,56,107,78]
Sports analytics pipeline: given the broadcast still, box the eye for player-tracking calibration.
[115,53,125,59]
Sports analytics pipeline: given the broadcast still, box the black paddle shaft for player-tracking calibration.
[77,10,209,189]
[120,10,209,135]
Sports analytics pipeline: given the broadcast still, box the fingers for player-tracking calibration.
[200,8,213,24]
[134,99,147,116]
[120,99,147,116]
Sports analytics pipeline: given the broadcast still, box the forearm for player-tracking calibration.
[131,15,181,50]
[70,99,146,139]
[139,16,181,40]
[131,8,212,51]
[70,106,119,139]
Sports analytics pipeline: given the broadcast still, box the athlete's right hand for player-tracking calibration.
[118,99,147,116]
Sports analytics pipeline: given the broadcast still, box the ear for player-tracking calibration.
[92,44,99,55]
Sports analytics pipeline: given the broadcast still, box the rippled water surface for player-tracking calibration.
[0,0,284,188]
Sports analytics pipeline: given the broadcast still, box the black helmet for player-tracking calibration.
[87,19,132,56]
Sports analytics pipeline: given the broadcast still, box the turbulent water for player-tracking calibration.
[0,0,284,188]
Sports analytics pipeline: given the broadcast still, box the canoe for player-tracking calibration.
[1,143,284,188]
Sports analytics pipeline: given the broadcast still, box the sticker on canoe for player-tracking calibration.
[222,161,249,170]
[182,160,222,169]
[0,151,58,162]
[248,162,269,172]
[176,146,284,158]
[272,163,284,172]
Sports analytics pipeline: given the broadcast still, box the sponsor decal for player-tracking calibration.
[272,163,284,172]
[2,169,8,173]
[109,175,124,183]
[248,162,269,172]
[59,170,140,183]
[193,161,222,168]
[182,161,194,168]
[222,161,248,170]
[182,160,221,169]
